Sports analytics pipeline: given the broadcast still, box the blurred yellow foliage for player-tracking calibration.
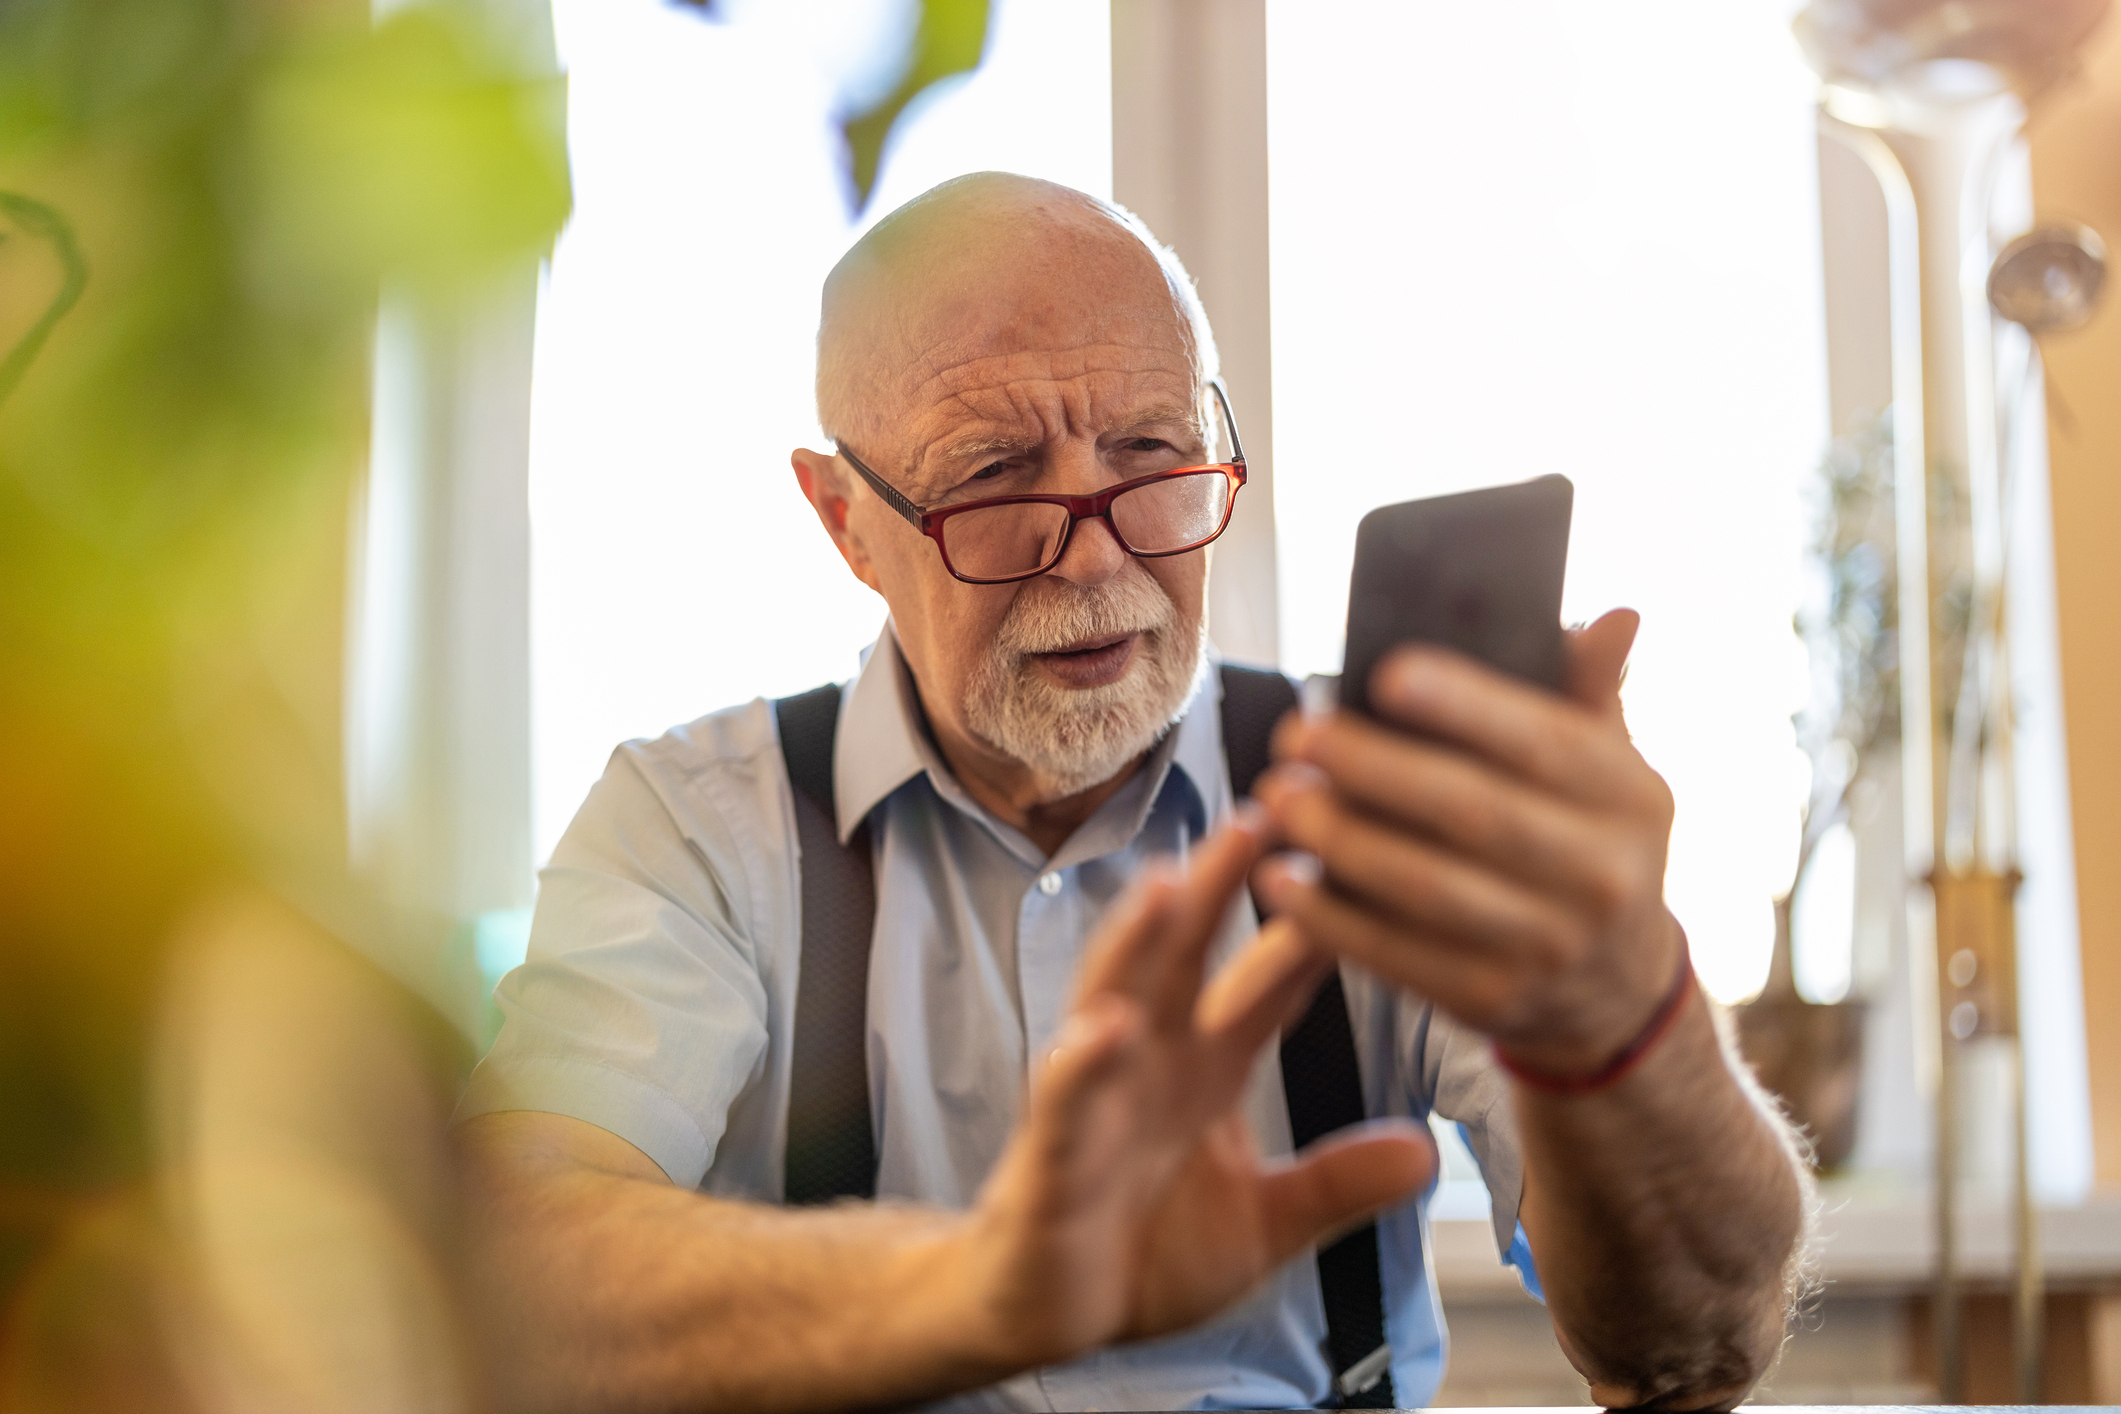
[244,4,570,300]
[0,0,568,1402]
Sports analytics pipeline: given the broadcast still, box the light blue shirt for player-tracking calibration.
[459,624,1531,1410]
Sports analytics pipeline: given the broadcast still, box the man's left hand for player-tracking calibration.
[1256,608,1684,1076]
[1258,607,1805,1408]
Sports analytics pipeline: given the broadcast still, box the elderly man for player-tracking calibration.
[455,172,1806,1413]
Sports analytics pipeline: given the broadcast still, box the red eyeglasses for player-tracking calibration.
[837,380,1248,586]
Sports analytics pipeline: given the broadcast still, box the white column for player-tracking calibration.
[1111,0,1279,667]
[347,270,541,1031]
[345,0,556,1031]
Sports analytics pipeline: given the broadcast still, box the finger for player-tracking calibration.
[1258,867,1532,1030]
[1257,1121,1437,1262]
[1195,917,1336,1063]
[1270,711,1621,905]
[1565,607,1639,721]
[1023,995,1145,1169]
[1361,645,1650,808]
[1140,809,1272,1028]
[1071,867,1181,1007]
[1260,771,1585,968]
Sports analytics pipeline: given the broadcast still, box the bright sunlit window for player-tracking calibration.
[533,0,1828,1007]
[1266,0,1826,1003]
[529,0,1111,859]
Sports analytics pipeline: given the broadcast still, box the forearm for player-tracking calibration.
[457,1114,1019,1414]
[1513,994,1809,1409]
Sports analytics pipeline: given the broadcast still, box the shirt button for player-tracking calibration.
[1037,871,1062,896]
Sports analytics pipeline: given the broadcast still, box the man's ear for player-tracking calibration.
[791,448,884,595]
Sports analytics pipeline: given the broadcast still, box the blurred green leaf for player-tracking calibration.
[0,0,571,1308]
[0,0,235,154]
[244,0,571,300]
[840,0,991,215]
[0,192,87,407]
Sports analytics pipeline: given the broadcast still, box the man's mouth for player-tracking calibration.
[1027,631,1140,688]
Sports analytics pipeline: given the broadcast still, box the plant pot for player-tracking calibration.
[1733,994,1869,1170]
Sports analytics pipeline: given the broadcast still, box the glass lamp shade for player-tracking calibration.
[1794,0,2111,97]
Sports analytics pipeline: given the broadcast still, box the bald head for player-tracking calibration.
[815,173,1219,461]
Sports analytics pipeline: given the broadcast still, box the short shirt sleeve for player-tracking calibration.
[454,723,780,1192]
[1411,1004,1533,1284]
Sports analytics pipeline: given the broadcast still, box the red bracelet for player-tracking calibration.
[1494,943,1696,1096]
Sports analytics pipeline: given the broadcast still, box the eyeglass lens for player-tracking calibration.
[938,470,1232,580]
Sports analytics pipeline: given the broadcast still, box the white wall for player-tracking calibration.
[527,0,1111,860]
[1265,0,1829,1004]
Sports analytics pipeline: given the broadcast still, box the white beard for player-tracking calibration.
[961,565,1207,800]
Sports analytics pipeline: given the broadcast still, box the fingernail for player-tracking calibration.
[1275,761,1329,793]
[1274,713,1315,756]
[1384,654,1436,711]
[1259,852,1320,906]
[1048,1009,1101,1059]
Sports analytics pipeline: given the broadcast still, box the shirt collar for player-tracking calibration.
[1171,652,1230,823]
[832,621,930,844]
[831,621,1230,849]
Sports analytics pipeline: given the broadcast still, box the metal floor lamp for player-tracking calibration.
[1792,0,2110,1400]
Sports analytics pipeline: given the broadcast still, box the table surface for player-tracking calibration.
[1429,1189,2121,1299]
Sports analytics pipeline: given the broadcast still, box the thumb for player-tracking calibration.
[1566,607,1639,721]
[1256,1121,1436,1261]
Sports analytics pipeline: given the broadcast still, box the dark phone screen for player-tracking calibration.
[1338,474,1573,719]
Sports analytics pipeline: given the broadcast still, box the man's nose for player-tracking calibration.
[1038,440,1129,586]
[1046,510,1129,586]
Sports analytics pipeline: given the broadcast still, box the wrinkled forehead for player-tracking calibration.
[821,197,1199,446]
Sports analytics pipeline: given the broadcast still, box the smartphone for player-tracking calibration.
[1338,474,1573,719]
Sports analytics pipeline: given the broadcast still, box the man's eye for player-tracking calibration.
[970,462,1009,481]
[1127,438,1168,453]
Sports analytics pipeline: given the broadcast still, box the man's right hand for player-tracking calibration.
[456,813,1431,1414]
[951,812,1436,1368]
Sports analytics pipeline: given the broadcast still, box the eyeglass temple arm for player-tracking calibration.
[1209,378,1245,467]
[838,446,926,528]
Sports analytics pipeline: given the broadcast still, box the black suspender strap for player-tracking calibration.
[1219,666,1396,1409]
[777,666,1392,1406]
[1278,969,1395,1407]
[775,684,879,1204]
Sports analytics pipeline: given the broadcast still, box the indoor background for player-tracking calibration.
[3,0,2120,1407]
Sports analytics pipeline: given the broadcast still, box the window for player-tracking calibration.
[528,0,1111,858]
[1266,0,1827,1005]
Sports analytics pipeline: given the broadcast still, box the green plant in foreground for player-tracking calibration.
[0,0,568,1317]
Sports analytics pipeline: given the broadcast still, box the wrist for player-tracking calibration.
[919,1189,1117,1382]
[1495,919,1694,1094]
[896,1212,1044,1381]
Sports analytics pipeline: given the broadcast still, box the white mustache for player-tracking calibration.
[994,571,1174,659]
